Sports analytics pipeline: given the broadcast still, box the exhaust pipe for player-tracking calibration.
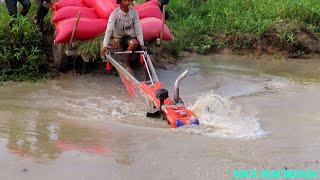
[174,69,188,104]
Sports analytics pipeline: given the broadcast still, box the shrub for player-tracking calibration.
[0,5,52,81]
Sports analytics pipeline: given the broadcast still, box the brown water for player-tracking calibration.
[0,55,320,179]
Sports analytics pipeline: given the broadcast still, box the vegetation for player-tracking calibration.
[77,36,103,60]
[166,0,320,56]
[0,4,53,81]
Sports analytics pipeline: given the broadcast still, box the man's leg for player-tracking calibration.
[127,39,138,51]
[18,0,31,16]
[5,0,18,17]
[43,0,51,16]
[126,39,139,75]
[35,0,50,31]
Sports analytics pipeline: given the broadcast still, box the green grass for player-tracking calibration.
[77,36,103,60]
[0,4,53,81]
[167,0,320,55]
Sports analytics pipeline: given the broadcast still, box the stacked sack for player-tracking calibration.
[133,0,172,41]
[52,0,173,43]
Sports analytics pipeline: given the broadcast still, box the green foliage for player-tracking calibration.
[167,0,320,56]
[0,5,52,81]
[77,36,103,60]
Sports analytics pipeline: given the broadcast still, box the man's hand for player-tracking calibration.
[141,45,147,51]
[100,47,109,56]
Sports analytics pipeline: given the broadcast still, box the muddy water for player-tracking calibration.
[0,55,320,179]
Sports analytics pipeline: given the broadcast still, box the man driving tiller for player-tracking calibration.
[100,0,147,75]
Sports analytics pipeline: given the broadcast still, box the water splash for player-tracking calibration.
[178,92,266,139]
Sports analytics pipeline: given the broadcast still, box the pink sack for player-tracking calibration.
[140,17,173,41]
[54,18,107,43]
[52,0,86,11]
[52,6,98,23]
[134,5,162,20]
[83,0,116,19]
[108,0,118,7]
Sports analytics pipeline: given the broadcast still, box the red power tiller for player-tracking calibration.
[104,51,199,128]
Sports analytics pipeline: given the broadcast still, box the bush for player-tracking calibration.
[0,5,52,81]
[77,36,102,61]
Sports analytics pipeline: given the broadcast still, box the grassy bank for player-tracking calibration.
[166,0,320,57]
[0,5,53,81]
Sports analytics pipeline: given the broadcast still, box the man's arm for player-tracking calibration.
[103,11,116,48]
[133,11,144,46]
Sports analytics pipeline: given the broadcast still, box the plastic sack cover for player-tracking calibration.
[108,0,118,7]
[83,0,116,19]
[52,6,98,23]
[134,4,162,20]
[140,17,173,41]
[52,0,86,11]
[54,18,107,43]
